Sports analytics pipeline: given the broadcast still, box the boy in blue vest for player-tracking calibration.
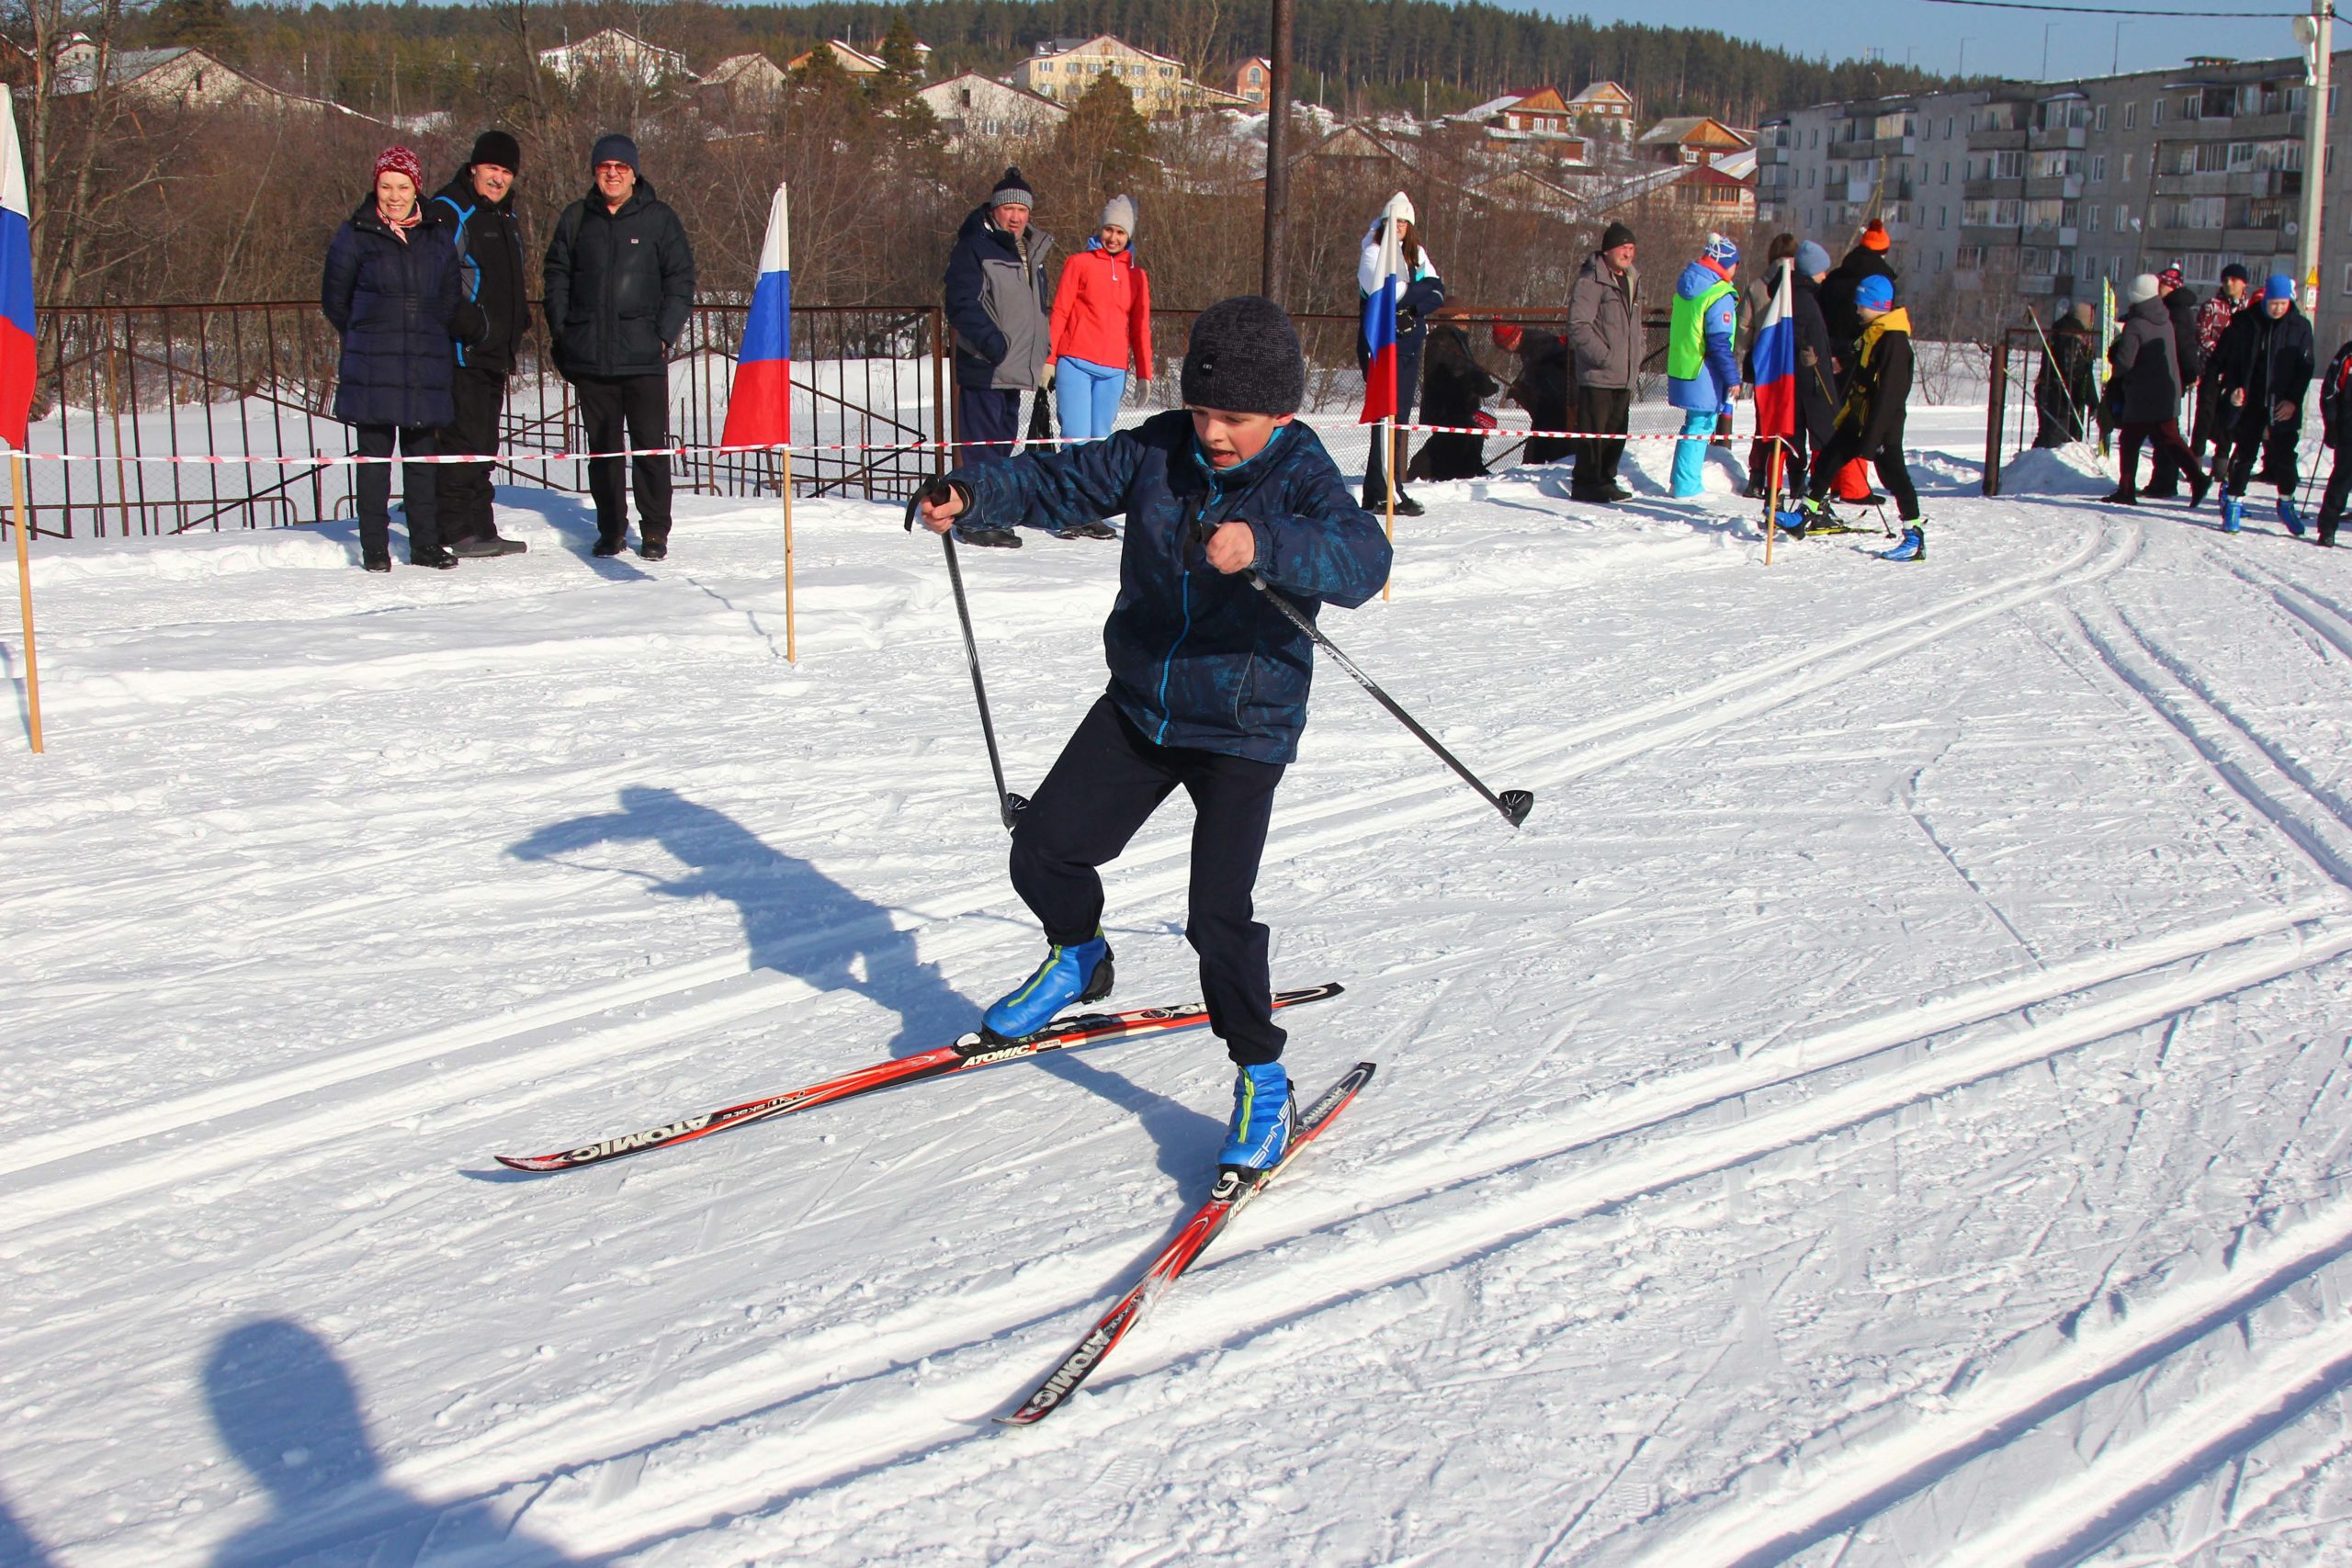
[914,297,1392,1184]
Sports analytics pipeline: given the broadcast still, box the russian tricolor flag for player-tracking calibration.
[719,185,790,450]
[0,90,35,449]
[1751,257,1796,445]
[1357,193,1408,425]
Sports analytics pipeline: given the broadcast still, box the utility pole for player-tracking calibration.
[2292,1,2332,314]
[1261,0,1295,303]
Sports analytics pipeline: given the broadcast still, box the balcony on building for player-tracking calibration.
[1963,176,2025,200]
[2023,174,2086,201]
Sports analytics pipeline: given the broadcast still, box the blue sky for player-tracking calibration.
[1529,0,2309,85]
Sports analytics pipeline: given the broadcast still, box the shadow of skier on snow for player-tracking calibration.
[510,784,972,1055]
[202,1317,580,1568]
[0,1478,58,1568]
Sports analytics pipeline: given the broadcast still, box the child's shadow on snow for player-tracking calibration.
[510,785,970,1056]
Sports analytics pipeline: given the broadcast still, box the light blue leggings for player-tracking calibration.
[1055,356,1127,442]
[1671,409,1720,497]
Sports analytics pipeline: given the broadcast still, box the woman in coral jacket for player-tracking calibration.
[1048,194,1154,445]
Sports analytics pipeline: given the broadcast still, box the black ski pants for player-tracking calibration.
[2317,446,2349,545]
[348,423,439,560]
[2225,423,2301,497]
[1808,423,1920,522]
[1011,698,1287,1066]
[571,372,672,548]
[1573,385,1631,498]
[437,364,507,545]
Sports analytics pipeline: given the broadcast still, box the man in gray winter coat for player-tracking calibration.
[1566,222,1639,502]
[943,166,1055,483]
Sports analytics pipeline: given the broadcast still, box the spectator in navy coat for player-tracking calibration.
[322,145,478,571]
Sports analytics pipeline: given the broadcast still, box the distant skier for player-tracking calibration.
[1792,275,1928,560]
[911,297,1393,1184]
[2211,275,2316,536]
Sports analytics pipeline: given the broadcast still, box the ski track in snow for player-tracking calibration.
[7,412,2352,1565]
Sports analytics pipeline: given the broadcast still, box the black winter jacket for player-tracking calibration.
[2211,304,2316,435]
[1419,322,1499,427]
[2164,286,2204,387]
[322,196,473,429]
[2107,297,2182,425]
[430,172,527,375]
[543,178,696,380]
[1791,272,1838,434]
[1820,246,1895,364]
[2322,340,2352,452]
[1837,311,1914,453]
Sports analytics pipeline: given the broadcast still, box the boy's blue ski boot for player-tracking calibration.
[2279,496,2307,536]
[1879,524,1927,562]
[978,934,1114,1043]
[1215,1062,1295,1191]
[2222,495,2245,534]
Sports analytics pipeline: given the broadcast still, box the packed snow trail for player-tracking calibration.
[5,409,2352,1564]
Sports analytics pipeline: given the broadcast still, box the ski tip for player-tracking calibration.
[492,1154,562,1173]
[1498,789,1535,828]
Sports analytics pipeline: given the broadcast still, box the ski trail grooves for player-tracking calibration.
[0,516,2131,1215]
[1623,1192,2352,1568]
[357,906,2352,1549]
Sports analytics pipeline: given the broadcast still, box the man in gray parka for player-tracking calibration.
[1566,221,1639,503]
[943,166,1055,489]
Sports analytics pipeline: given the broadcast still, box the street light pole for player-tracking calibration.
[2293,2,2332,313]
[1261,0,1295,304]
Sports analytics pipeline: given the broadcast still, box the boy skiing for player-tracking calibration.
[913,297,1392,1185]
[1791,275,1927,560]
[2211,275,2317,536]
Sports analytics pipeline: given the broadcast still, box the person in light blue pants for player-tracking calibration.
[1055,354,1127,442]
[1667,233,1743,498]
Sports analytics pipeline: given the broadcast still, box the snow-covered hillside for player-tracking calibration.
[6,410,2352,1566]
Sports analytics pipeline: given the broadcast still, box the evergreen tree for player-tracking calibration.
[1051,69,1151,194]
[152,0,240,59]
[878,14,923,81]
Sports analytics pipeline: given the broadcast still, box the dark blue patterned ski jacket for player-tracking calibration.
[950,412,1391,763]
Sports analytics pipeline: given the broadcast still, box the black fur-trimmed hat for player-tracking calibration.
[1180,296,1306,416]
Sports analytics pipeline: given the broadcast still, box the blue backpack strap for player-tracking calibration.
[433,193,481,365]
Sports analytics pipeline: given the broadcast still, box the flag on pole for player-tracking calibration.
[719,185,791,450]
[1750,258,1796,442]
[1357,193,1408,424]
[0,91,36,448]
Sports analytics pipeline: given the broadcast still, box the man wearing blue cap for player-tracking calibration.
[1792,274,1926,560]
[2211,274,2316,535]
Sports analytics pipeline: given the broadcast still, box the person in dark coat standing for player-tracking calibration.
[430,130,529,558]
[1817,220,1897,503]
[1495,321,1573,464]
[322,144,477,572]
[2145,266,2205,497]
[2211,274,2318,534]
[943,167,1055,486]
[2191,265,2255,465]
[1357,196,1444,516]
[2033,300,2098,447]
[543,132,695,561]
[1781,241,1839,497]
[2100,273,2209,507]
[1411,303,1498,481]
[1566,222,1638,502]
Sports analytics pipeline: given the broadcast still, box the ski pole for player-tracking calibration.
[905,485,1028,830]
[1244,570,1532,829]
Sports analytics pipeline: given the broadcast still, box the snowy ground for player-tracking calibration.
[6,407,2352,1566]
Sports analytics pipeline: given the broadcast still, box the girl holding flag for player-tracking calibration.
[1356,195,1443,516]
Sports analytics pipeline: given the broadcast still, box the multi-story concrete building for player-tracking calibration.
[1759,50,2348,348]
[1011,36,1245,117]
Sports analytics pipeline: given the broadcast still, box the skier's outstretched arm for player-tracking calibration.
[916,432,1147,536]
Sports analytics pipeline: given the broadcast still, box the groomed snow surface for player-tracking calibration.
[6,408,2352,1566]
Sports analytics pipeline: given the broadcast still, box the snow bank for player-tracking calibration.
[1999,443,2114,497]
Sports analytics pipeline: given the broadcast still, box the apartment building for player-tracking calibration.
[1759,49,2349,348]
[1011,36,1245,117]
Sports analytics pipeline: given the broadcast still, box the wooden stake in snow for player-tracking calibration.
[9,453,40,751]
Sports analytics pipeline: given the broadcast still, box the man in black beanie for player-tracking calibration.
[942,166,1055,482]
[428,131,530,557]
[914,296,1390,1187]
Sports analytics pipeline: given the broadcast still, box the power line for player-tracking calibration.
[1924,0,2328,17]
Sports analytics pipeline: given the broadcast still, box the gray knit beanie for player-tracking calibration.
[989,166,1034,209]
[1100,194,1137,235]
[2127,272,2161,304]
[1795,240,1832,276]
[1181,297,1306,416]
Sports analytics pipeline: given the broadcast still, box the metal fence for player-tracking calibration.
[10,299,1672,539]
